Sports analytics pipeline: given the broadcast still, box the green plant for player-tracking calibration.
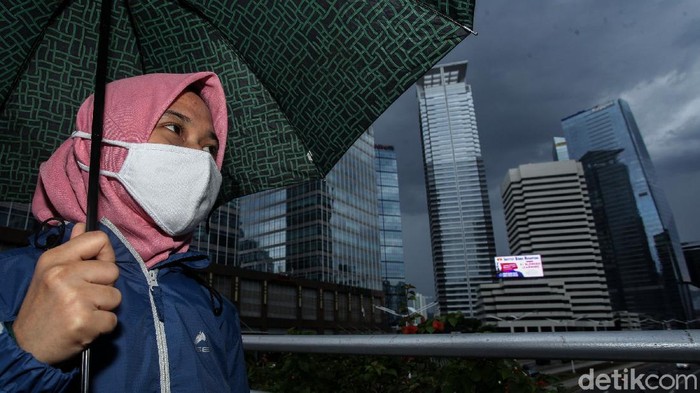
[246,314,565,392]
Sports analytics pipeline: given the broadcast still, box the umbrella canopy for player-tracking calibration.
[0,0,475,203]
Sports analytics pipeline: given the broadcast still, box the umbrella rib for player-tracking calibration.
[0,0,71,113]
[176,0,323,177]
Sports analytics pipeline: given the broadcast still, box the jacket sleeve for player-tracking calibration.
[0,248,77,393]
[0,324,77,393]
[223,301,250,393]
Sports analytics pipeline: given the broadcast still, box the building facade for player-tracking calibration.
[193,130,383,291]
[562,99,693,322]
[682,242,700,320]
[192,199,243,267]
[484,161,614,332]
[579,150,686,323]
[0,202,34,231]
[375,144,407,321]
[552,136,569,161]
[416,61,496,316]
[684,241,700,287]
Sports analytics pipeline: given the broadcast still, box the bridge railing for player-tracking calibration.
[242,329,700,363]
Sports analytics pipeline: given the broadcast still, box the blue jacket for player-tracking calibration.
[0,221,249,392]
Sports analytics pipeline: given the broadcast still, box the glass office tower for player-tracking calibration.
[192,199,243,267]
[193,130,382,291]
[416,61,496,316]
[552,136,569,161]
[375,144,407,321]
[562,99,693,322]
[0,202,34,231]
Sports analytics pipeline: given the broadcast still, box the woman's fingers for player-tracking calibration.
[12,223,122,365]
[62,225,116,264]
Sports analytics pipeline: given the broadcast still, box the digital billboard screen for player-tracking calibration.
[494,255,544,279]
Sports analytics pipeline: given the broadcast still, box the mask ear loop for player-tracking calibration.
[34,217,66,250]
[205,211,212,235]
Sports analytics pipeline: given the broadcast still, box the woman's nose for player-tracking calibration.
[182,137,204,151]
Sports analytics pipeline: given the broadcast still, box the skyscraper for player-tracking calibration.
[562,99,693,322]
[552,136,569,161]
[375,144,407,321]
[483,160,614,332]
[579,150,679,320]
[682,242,700,319]
[192,130,383,291]
[192,199,242,267]
[416,61,496,316]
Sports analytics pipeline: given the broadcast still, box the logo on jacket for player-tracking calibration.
[194,331,210,353]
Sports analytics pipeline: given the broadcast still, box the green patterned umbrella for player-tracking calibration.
[0,0,476,203]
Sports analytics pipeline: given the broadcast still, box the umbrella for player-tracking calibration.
[0,0,476,205]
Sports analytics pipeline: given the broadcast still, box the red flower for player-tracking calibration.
[432,320,445,332]
[401,324,418,334]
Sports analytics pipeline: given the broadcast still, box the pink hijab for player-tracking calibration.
[32,72,228,268]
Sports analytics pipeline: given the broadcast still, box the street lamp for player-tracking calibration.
[373,301,438,326]
[485,315,515,333]
[508,311,537,320]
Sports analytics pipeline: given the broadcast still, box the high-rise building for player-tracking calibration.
[552,136,569,161]
[682,242,700,320]
[683,241,700,288]
[562,99,693,322]
[416,61,496,316]
[410,291,435,320]
[375,144,407,320]
[193,130,383,291]
[0,202,34,251]
[0,202,34,231]
[483,161,614,332]
[579,150,684,322]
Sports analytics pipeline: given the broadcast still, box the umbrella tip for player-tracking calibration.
[461,24,479,36]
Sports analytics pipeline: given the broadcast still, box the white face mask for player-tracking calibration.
[73,131,222,236]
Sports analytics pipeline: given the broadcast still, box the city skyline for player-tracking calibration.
[0,2,698,315]
[373,1,700,300]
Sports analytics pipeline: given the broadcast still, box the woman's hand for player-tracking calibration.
[13,223,121,365]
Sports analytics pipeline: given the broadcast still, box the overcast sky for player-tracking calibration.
[372,0,700,299]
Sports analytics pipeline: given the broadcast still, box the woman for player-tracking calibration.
[0,72,249,392]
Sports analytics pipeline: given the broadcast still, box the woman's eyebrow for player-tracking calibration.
[163,109,218,144]
[163,109,191,123]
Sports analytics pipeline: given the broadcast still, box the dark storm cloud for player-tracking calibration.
[373,0,700,297]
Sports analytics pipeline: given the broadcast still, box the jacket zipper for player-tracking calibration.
[101,219,171,393]
[147,269,171,393]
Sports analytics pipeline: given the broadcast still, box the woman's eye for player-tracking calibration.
[164,124,181,134]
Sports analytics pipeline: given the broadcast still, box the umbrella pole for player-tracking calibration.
[82,0,112,391]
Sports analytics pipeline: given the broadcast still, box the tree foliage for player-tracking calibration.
[246,313,564,393]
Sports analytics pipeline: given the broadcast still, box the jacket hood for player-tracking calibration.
[32,72,228,267]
